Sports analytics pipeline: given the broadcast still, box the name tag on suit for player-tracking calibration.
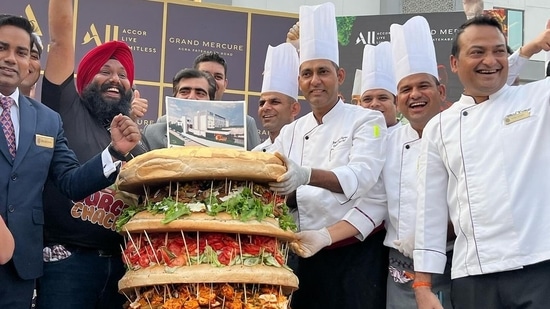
[35,134,54,148]
[504,109,531,125]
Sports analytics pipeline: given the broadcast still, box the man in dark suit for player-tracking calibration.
[0,15,140,308]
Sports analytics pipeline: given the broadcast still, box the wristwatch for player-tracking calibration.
[108,143,131,161]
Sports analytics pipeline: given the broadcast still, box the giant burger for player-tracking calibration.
[115,147,298,309]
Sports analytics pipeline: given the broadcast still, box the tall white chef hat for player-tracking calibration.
[390,16,438,84]
[361,42,397,96]
[299,2,339,66]
[351,69,362,98]
[261,42,299,100]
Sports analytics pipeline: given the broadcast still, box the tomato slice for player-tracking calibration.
[170,254,187,267]
[242,243,261,256]
[138,255,150,268]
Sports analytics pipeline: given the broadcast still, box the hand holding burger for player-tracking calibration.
[269,152,311,195]
[290,227,332,258]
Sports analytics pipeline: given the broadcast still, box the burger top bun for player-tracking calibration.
[117,147,287,194]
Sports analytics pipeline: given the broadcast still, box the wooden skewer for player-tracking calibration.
[120,244,132,269]
[125,230,141,258]
[208,180,214,208]
[195,282,199,301]
[244,282,247,304]
[142,183,148,205]
[209,282,213,309]
[176,181,179,204]
[122,290,132,303]
[180,230,191,266]
[196,232,200,264]
[237,233,243,264]
[143,230,161,265]
[225,178,228,195]
[144,292,153,309]
[166,284,173,300]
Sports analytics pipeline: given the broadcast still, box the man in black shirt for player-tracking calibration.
[36,1,148,308]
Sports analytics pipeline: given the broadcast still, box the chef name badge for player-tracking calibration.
[36,134,54,148]
[504,109,531,125]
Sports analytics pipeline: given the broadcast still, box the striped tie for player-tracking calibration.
[0,96,16,159]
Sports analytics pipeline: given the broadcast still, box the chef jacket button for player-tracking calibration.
[10,173,17,181]
[305,136,309,140]
[8,205,14,212]
[462,111,468,116]
[262,149,266,152]
[405,145,410,149]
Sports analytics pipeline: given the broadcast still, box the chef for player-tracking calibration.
[253,42,300,153]
[382,16,452,309]
[414,15,550,309]
[268,2,388,308]
[358,41,401,132]
[350,69,362,105]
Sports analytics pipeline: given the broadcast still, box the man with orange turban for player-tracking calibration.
[35,1,148,308]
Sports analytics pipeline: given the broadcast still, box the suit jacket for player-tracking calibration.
[0,94,115,280]
[142,115,167,150]
[143,115,261,151]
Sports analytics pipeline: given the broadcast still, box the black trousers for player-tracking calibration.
[0,261,35,309]
[451,259,550,309]
[291,230,389,309]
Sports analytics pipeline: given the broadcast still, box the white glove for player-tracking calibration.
[289,227,332,258]
[269,152,311,195]
[393,235,415,258]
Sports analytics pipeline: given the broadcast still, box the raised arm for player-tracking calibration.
[519,20,550,59]
[44,0,75,85]
[507,20,550,85]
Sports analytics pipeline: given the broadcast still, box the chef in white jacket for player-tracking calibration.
[268,3,388,309]
[358,42,402,133]
[414,16,550,309]
[253,42,300,153]
[382,16,453,309]
[379,15,536,309]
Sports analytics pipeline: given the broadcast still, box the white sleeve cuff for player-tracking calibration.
[331,165,358,199]
[101,147,121,178]
[342,208,376,241]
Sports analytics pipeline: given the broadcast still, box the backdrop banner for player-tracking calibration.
[7,1,479,141]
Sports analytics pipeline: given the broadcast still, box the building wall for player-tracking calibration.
[230,0,381,16]
[488,0,550,78]
[207,0,549,79]
[402,0,454,13]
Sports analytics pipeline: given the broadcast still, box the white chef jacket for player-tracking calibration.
[384,50,525,251]
[271,100,387,239]
[382,124,421,248]
[507,49,527,86]
[387,121,403,135]
[414,78,550,279]
[252,137,274,152]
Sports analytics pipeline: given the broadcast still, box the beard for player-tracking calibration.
[81,81,133,126]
